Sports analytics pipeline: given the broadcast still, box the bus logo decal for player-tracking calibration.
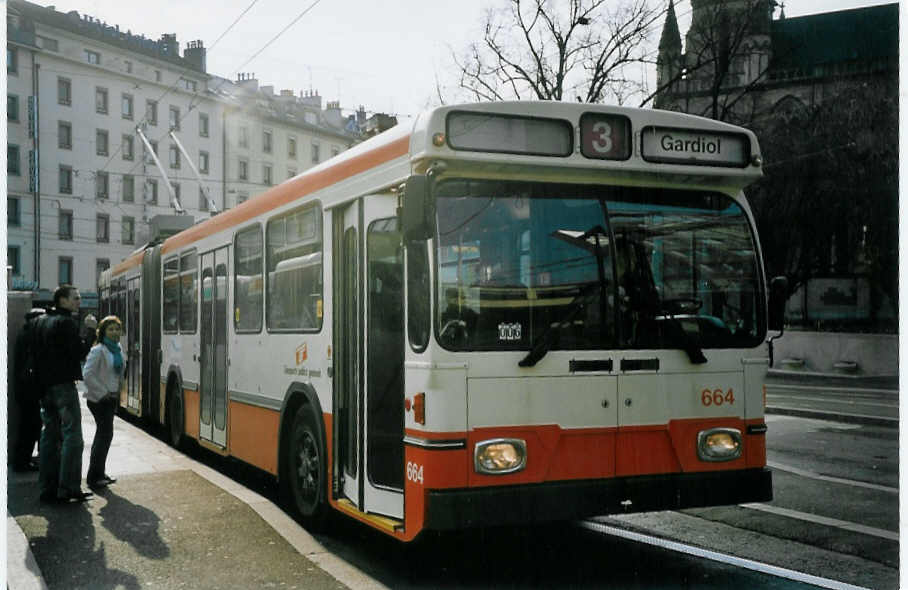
[295,342,308,365]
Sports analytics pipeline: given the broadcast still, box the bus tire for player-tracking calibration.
[285,403,328,530]
[167,384,184,449]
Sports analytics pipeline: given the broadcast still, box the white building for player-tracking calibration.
[7,0,364,308]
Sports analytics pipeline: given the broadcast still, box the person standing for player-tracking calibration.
[34,285,96,503]
[82,316,125,489]
[11,308,46,472]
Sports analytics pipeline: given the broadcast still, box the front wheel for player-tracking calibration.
[285,404,328,530]
[167,385,184,449]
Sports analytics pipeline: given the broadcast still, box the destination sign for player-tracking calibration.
[641,126,749,167]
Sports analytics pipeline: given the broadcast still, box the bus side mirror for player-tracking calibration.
[402,175,434,242]
[768,275,788,332]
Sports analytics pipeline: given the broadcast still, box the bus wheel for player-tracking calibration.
[286,403,328,529]
[167,386,184,449]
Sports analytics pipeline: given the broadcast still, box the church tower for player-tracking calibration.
[655,0,683,108]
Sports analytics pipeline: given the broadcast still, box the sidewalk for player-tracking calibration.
[7,389,386,590]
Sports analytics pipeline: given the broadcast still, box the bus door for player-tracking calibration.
[334,196,405,519]
[199,247,229,447]
[126,277,141,412]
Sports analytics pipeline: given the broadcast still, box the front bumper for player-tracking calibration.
[425,467,772,530]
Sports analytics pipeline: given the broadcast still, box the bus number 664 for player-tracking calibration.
[701,388,735,407]
[406,462,424,484]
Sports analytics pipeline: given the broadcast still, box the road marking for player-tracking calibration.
[768,461,898,494]
[740,503,898,541]
[766,384,897,396]
[580,520,871,590]
[766,405,898,425]
[767,394,898,409]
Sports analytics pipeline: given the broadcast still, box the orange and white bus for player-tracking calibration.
[99,101,787,541]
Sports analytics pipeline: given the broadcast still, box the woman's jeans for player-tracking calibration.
[39,382,84,497]
[87,396,117,483]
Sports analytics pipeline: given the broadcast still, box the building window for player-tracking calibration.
[96,214,110,242]
[169,144,180,168]
[331,146,340,158]
[263,130,272,154]
[122,94,134,119]
[180,78,197,92]
[122,174,135,202]
[288,168,297,179]
[147,179,158,204]
[8,145,20,175]
[146,100,158,125]
[59,166,73,194]
[263,164,272,186]
[124,60,132,73]
[199,151,209,174]
[8,246,21,276]
[96,87,108,114]
[122,135,134,160]
[85,49,100,65]
[155,70,161,82]
[58,77,71,105]
[8,47,18,74]
[59,210,73,240]
[8,196,21,226]
[238,159,248,180]
[237,191,249,205]
[122,216,135,244]
[169,105,180,130]
[172,182,181,205]
[239,126,248,148]
[96,129,109,156]
[96,259,110,287]
[96,171,109,199]
[147,141,158,156]
[58,257,73,285]
[58,121,72,149]
[36,36,58,52]
[8,95,19,122]
[288,137,297,158]
[199,113,209,137]
[311,142,320,164]
[199,187,209,211]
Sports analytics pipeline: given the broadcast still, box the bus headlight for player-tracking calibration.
[697,428,742,462]
[474,438,527,475]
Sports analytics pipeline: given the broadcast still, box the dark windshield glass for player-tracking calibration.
[434,179,763,352]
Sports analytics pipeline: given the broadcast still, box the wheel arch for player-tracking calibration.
[277,382,326,485]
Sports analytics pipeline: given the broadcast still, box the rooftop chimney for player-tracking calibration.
[184,40,206,73]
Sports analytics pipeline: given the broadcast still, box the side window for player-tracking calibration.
[266,204,323,331]
[162,257,179,333]
[234,226,263,332]
[179,251,198,333]
[407,240,430,351]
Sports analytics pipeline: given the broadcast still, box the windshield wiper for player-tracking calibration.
[518,283,600,368]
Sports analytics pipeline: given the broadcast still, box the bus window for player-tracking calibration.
[179,250,198,333]
[406,240,430,352]
[163,257,179,333]
[266,204,323,331]
[234,226,263,332]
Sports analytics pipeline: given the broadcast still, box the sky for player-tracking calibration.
[27,0,898,121]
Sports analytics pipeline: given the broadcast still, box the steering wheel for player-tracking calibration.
[661,298,703,314]
[439,319,468,343]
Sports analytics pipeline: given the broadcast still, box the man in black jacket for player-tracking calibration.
[35,285,96,503]
[11,307,46,472]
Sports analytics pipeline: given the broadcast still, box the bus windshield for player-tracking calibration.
[434,179,763,355]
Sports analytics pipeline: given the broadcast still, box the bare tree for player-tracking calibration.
[452,0,663,105]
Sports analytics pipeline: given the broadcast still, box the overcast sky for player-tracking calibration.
[31,0,897,120]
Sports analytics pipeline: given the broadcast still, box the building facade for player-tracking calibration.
[7,0,375,306]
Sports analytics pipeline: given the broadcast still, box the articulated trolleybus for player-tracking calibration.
[100,101,785,542]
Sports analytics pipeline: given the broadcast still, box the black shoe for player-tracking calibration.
[88,475,116,488]
[58,490,93,503]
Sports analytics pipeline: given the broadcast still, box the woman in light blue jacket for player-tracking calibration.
[82,315,126,488]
